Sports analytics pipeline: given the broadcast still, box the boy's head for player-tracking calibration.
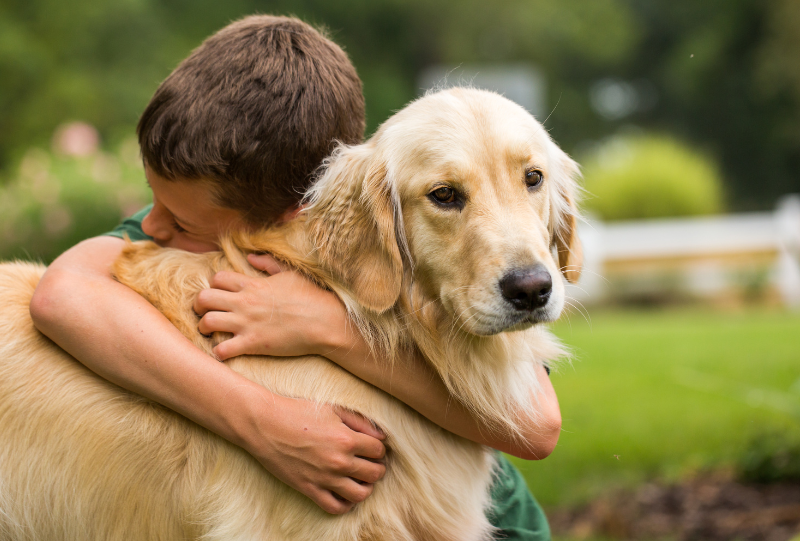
[137,15,365,227]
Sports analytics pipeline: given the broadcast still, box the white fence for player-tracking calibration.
[569,195,800,308]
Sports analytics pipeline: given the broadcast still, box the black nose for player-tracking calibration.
[499,265,552,311]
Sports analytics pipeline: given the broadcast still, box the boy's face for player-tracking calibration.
[142,167,245,253]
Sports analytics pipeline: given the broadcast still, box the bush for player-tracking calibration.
[738,430,800,484]
[0,140,150,264]
[580,134,724,221]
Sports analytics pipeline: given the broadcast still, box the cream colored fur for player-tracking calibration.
[0,88,581,540]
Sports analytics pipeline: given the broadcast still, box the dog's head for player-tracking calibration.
[305,88,581,335]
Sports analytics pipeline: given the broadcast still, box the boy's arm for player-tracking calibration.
[29,237,386,515]
[324,338,561,461]
[195,254,561,460]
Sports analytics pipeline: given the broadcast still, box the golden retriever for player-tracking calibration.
[0,88,581,540]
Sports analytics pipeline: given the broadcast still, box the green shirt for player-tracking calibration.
[106,208,551,540]
[488,455,550,540]
[106,205,154,241]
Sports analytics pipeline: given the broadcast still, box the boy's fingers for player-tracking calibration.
[247,253,285,275]
[350,458,387,485]
[352,432,386,461]
[315,490,355,515]
[209,271,248,292]
[330,478,375,505]
[193,288,236,316]
[336,407,386,441]
[301,484,353,515]
[197,310,239,337]
[212,336,247,361]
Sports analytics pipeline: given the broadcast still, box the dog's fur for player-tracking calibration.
[0,88,581,540]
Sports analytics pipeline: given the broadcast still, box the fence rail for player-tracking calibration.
[569,195,800,308]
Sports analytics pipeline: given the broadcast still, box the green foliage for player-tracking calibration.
[580,134,724,221]
[513,308,800,507]
[0,140,150,263]
[754,0,800,143]
[0,0,179,165]
[1,0,798,208]
[739,430,800,484]
[0,0,641,152]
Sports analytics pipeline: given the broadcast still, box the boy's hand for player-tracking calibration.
[246,392,387,514]
[194,253,347,361]
[196,254,388,512]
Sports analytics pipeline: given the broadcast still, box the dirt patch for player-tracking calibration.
[548,473,800,540]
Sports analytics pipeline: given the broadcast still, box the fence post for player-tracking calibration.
[567,217,605,305]
[776,194,800,309]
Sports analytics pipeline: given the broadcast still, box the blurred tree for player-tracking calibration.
[0,0,206,170]
[756,0,800,147]
[598,0,800,209]
[0,0,798,210]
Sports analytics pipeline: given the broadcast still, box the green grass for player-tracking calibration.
[510,307,800,508]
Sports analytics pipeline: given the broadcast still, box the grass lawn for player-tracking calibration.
[509,306,800,508]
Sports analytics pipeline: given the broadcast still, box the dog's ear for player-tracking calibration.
[550,148,583,284]
[305,144,403,313]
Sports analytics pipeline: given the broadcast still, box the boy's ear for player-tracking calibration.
[550,149,583,284]
[306,144,403,313]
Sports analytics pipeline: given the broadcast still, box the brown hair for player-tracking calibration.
[137,15,365,225]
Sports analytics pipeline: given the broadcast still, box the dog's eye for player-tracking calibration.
[525,169,544,189]
[428,186,463,208]
[432,187,455,202]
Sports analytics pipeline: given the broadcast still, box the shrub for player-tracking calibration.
[0,139,150,264]
[738,430,800,484]
[580,134,725,221]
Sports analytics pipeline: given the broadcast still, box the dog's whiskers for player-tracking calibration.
[563,299,591,327]
[560,266,609,285]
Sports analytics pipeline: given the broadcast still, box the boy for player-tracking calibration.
[30,15,557,538]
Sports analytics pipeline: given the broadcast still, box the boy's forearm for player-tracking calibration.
[31,238,389,512]
[29,238,269,451]
[319,328,561,460]
[189,257,560,459]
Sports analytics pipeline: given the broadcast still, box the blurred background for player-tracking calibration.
[1,0,799,538]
